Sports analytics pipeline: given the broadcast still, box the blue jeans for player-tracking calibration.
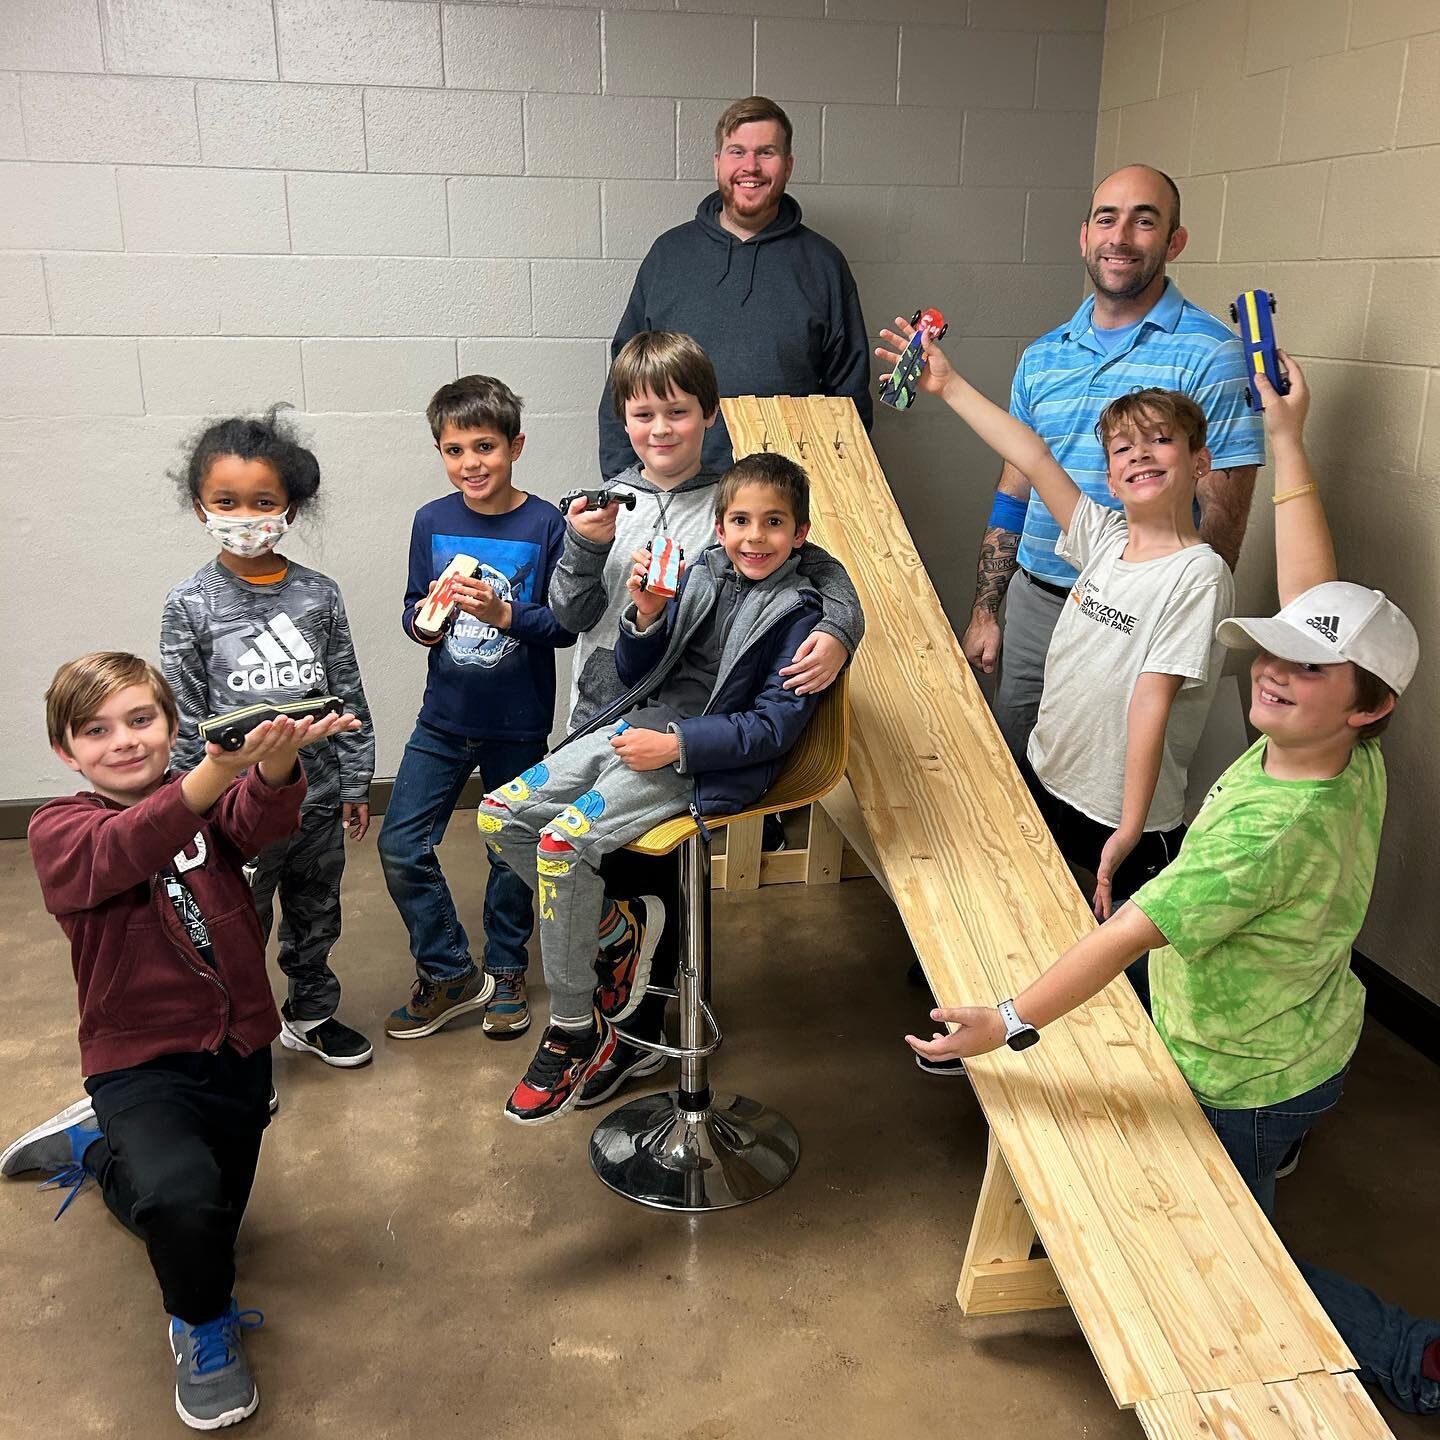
[377,720,544,983]
[1203,1070,1440,1415]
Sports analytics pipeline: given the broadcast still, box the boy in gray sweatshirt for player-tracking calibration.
[551,332,863,1103]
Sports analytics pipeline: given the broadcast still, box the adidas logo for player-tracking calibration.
[226,613,326,693]
[1304,613,1341,644]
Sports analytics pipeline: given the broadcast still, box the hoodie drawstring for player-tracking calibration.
[742,243,759,305]
[714,232,760,305]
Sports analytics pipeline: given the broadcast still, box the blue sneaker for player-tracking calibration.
[0,1098,101,1218]
[169,1299,263,1430]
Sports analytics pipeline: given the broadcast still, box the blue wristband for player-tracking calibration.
[987,493,1028,533]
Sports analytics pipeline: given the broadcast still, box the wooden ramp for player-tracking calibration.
[721,395,1394,1440]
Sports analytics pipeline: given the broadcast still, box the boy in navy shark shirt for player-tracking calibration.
[379,376,575,1042]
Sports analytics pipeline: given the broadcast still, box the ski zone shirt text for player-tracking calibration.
[160,559,375,811]
[403,491,575,745]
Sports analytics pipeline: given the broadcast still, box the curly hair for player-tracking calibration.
[172,405,321,510]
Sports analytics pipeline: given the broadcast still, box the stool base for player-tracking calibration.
[590,1092,800,1211]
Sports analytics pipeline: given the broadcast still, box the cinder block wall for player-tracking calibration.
[1,0,1101,803]
[1096,0,1440,1003]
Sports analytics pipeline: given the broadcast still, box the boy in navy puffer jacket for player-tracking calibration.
[479,452,851,1125]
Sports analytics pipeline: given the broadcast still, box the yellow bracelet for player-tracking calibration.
[1272,482,1318,506]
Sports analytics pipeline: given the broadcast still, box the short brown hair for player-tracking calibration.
[426,375,523,442]
[714,96,793,155]
[1351,663,1396,741]
[46,653,177,753]
[610,331,720,421]
[715,451,810,531]
[1096,387,1207,454]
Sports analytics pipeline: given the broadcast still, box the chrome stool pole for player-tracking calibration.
[589,831,801,1211]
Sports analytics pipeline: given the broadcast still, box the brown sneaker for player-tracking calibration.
[386,969,495,1039]
[481,971,530,1036]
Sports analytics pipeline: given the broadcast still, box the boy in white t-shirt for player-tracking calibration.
[877,319,1233,1004]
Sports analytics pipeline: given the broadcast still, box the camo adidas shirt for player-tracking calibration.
[160,559,375,808]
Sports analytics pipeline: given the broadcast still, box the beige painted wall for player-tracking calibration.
[1096,0,1440,1002]
[0,0,1101,806]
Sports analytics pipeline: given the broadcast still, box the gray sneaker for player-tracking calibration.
[169,1299,262,1430]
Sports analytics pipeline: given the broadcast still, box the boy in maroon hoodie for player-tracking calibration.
[1,652,357,1431]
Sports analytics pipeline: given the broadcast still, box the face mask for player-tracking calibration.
[201,508,290,558]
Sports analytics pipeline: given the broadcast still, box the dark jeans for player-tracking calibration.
[1021,759,1185,1012]
[377,720,544,983]
[600,847,681,1042]
[1204,1070,1440,1414]
[249,800,345,1021]
[85,1045,271,1326]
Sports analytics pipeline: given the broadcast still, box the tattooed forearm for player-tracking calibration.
[972,526,1020,615]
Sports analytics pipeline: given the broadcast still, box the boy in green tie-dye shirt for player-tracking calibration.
[907,353,1437,1415]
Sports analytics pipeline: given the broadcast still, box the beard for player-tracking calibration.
[1085,247,1166,301]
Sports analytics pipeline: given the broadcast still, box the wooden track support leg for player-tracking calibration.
[804,799,844,884]
[957,1133,1068,1317]
[722,814,763,890]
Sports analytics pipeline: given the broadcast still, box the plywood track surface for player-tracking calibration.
[721,396,1390,1438]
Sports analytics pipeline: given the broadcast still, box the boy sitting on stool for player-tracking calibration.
[481,452,851,1124]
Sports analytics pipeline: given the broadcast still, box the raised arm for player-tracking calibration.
[1255,353,1336,604]
[875,320,1082,534]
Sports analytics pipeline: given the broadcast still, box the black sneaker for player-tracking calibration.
[576,1035,668,1108]
[505,1017,617,1125]
[279,1010,373,1068]
[762,814,788,852]
[1275,1138,1303,1179]
[267,1086,279,1115]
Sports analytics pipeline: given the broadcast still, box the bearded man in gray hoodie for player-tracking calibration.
[599,95,872,480]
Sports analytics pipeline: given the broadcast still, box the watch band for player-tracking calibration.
[998,998,1040,1051]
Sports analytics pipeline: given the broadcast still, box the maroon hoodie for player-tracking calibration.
[28,766,305,1076]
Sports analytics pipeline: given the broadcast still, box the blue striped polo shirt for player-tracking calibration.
[1011,281,1265,586]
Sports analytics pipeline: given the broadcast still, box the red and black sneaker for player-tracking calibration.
[505,1017,617,1126]
[594,895,665,1024]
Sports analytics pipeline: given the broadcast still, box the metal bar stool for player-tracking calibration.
[589,674,851,1212]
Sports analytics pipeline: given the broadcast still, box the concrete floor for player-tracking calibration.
[1,818,1435,1440]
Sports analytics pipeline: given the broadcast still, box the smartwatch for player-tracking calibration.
[998,998,1040,1052]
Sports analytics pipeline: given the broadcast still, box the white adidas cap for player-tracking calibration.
[1217,581,1419,696]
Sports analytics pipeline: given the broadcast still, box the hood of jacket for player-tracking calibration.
[693,191,805,305]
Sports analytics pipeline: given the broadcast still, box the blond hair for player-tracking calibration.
[610,331,720,420]
[46,652,177,753]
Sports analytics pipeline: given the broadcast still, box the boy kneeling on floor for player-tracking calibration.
[2,652,358,1430]
[480,451,852,1124]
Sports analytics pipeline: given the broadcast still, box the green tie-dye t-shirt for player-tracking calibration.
[1131,736,1385,1109]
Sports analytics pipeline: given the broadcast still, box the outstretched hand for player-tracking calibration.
[904,1005,1006,1062]
[875,315,954,400]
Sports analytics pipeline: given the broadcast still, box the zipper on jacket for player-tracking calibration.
[154,879,232,1054]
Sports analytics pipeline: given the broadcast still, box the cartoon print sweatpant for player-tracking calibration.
[478,729,692,1024]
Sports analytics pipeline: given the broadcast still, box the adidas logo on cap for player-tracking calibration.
[1304,613,1341,644]
[226,614,326,693]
